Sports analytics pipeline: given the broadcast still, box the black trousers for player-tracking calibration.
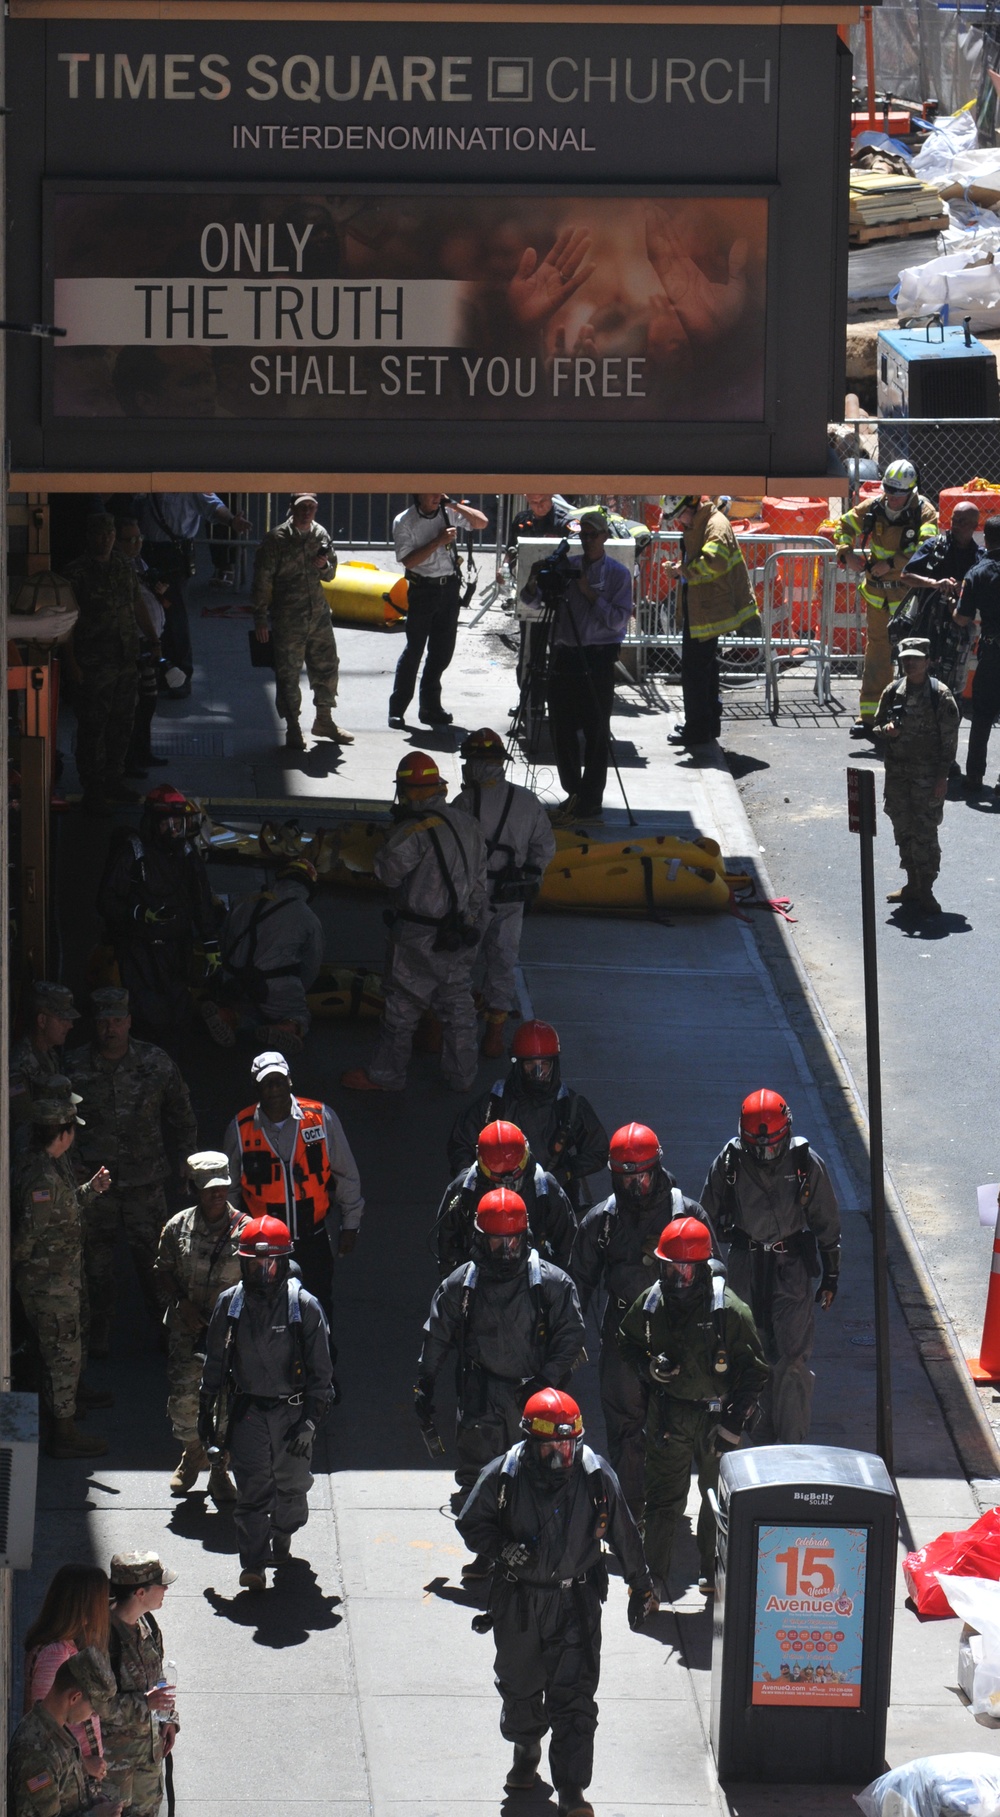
[390,573,462,715]
[967,641,1000,781]
[681,598,721,743]
[143,542,194,679]
[493,1577,603,1791]
[546,643,618,809]
[291,1220,335,1330]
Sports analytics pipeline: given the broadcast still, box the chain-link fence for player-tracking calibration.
[830,417,1000,506]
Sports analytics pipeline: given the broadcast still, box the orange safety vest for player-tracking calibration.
[237,1098,333,1233]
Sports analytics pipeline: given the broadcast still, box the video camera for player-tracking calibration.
[532,537,578,609]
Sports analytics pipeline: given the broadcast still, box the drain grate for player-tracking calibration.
[151,732,226,757]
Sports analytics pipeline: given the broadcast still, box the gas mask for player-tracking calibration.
[462,758,505,788]
[241,1253,288,1297]
[660,1258,704,1303]
[613,1163,660,1209]
[533,1436,579,1473]
[475,1229,526,1280]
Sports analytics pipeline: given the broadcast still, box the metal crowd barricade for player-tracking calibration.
[630,531,852,716]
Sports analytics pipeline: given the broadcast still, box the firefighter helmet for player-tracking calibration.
[474,1188,528,1235]
[610,1123,662,1172]
[882,458,917,494]
[511,1020,560,1059]
[654,1217,712,1263]
[459,727,507,762]
[395,751,442,794]
[521,1388,584,1441]
[238,1215,292,1257]
[477,1121,529,1182]
[739,1089,792,1164]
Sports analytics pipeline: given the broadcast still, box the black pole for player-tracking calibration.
[856,769,894,1472]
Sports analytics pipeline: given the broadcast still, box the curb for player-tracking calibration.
[696,742,1000,1486]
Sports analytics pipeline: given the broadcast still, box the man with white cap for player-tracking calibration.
[154,1151,247,1501]
[251,492,352,751]
[104,1554,178,1817]
[224,1052,363,1324]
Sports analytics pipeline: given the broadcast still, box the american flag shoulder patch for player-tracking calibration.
[27,1772,53,1792]
[31,1192,51,1203]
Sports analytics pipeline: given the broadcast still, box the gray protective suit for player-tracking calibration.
[418,1250,585,1486]
[449,1067,610,1212]
[570,1173,705,1512]
[201,1274,333,1569]
[454,777,556,1011]
[433,1161,577,1274]
[369,793,487,1091]
[221,878,325,1030]
[457,1441,651,1794]
[700,1135,841,1444]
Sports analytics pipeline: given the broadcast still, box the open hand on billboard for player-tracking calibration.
[508,227,597,329]
[645,205,748,347]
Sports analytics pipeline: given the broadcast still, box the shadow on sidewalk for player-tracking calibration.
[203,1564,342,1648]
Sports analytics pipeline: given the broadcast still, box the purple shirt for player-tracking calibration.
[552,555,633,648]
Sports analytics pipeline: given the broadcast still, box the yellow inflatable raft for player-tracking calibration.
[552,829,726,877]
[322,563,408,630]
[539,847,730,914]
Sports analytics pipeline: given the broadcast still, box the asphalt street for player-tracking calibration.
[720,670,1000,1435]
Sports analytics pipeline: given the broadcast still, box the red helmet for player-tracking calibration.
[654,1217,712,1263]
[610,1123,662,1172]
[277,856,318,888]
[145,783,188,813]
[521,1388,584,1440]
[740,1089,792,1164]
[396,751,442,794]
[460,727,507,762]
[475,1188,528,1236]
[512,1021,560,1060]
[478,1120,529,1183]
[238,1215,293,1258]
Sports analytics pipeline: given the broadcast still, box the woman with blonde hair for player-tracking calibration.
[23,1562,111,1780]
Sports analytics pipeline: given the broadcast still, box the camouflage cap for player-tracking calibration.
[91,986,130,1016]
[897,637,932,661]
[32,1078,84,1127]
[109,1551,178,1588]
[187,1149,231,1190]
[30,982,80,1020]
[65,1647,117,1711]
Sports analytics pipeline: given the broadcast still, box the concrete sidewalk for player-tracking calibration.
[24,571,1000,1817]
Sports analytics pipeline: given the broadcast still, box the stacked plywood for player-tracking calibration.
[849,172,949,245]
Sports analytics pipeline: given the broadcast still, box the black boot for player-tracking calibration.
[505,1742,542,1791]
[557,1789,595,1817]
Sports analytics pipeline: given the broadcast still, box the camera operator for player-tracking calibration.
[521,511,633,824]
[390,493,489,730]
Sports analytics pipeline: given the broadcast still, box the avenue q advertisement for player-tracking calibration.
[752,1526,868,1708]
[49,187,768,425]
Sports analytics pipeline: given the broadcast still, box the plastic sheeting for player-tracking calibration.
[850,4,984,119]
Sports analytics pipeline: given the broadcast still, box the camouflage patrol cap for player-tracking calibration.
[64,1647,117,1711]
[91,987,130,1016]
[109,1551,178,1588]
[32,1078,84,1126]
[187,1150,231,1191]
[30,982,80,1020]
[897,637,932,661]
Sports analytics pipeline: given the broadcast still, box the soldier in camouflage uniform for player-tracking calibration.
[873,636,960,915]
[10,983,81,1156]
[64,513,143,816]
[12,1083,114,1459]
[251,493,353,752]
[8,1647,120,1817]
[67,987,198,1355]
[154,1151,245,1504]
[103,1553,178,1817]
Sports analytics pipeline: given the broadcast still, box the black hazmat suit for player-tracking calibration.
[97,825,220,1038]
[418,1251,585,1486]
[201,1274,333,1570]
[699,1135,840,1444]
[433,1161,577,1274]
[457,1440,651,1794]
[448,1065,609,1212]
[571,1173,705,1513]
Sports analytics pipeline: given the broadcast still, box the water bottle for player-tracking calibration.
[154,1661,177,1724]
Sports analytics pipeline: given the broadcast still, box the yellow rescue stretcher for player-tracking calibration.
[321,563,408,631]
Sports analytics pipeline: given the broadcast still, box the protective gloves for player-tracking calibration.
[197,1393,216,1450]
[499,1540,534,1570]
[413,1377,435,1429]
[628,1585,659,1630]
[287,1418,316,1459]
[816,1244,841,1308]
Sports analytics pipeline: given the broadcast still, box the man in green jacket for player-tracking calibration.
[618,1216,768,1600]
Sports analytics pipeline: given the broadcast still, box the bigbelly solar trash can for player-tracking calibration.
[711,1444,897,1784]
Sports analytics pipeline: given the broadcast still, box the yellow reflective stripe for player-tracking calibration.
[689,597,759,638]
[688,548,742,584]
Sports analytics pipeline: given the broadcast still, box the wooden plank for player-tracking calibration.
[849,216,948,247]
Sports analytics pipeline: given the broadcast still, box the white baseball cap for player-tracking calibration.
[251,1051,291,1083]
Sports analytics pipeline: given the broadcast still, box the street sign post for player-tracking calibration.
[846,766,893,1474]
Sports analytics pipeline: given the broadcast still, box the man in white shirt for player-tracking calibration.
[389,493,488,729]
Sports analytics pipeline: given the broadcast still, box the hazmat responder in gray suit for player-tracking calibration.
[200,1213,333,1592]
